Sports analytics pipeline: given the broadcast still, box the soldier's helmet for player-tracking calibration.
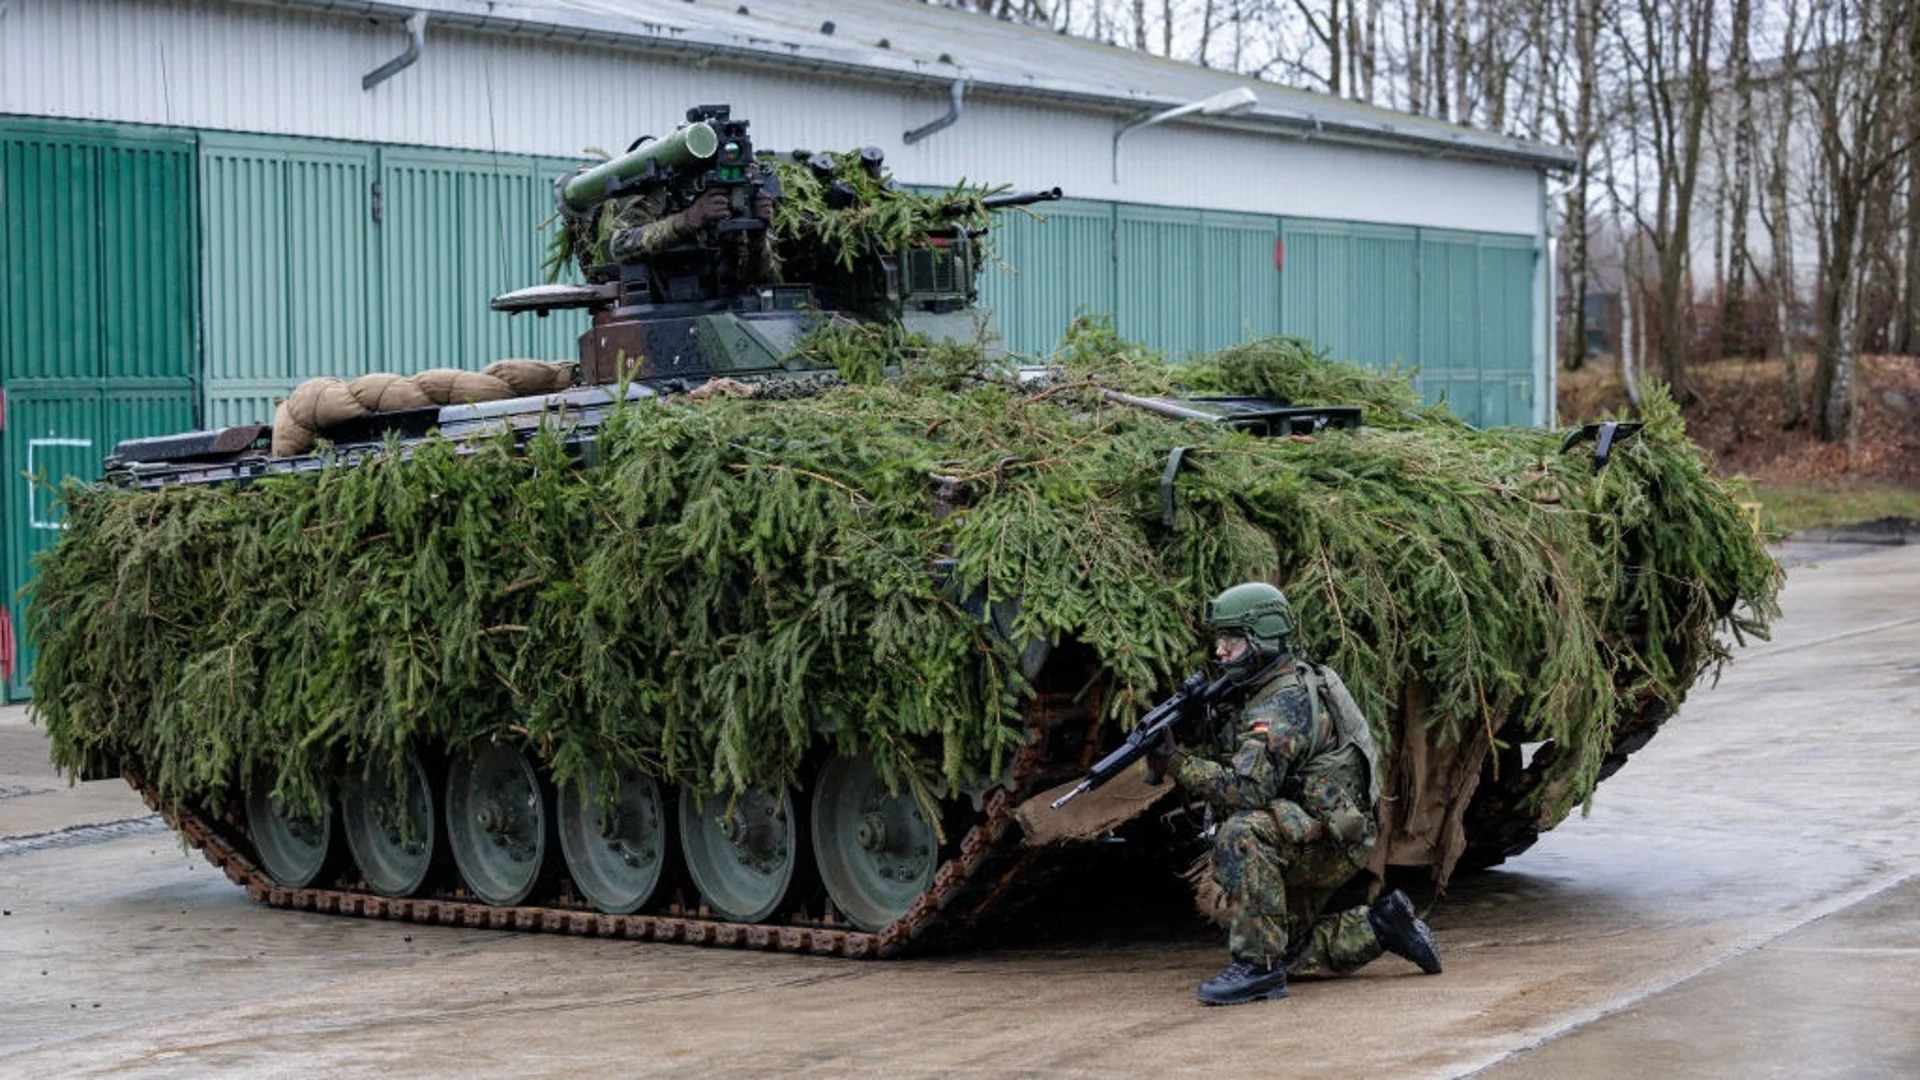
[1204,582,1296,679]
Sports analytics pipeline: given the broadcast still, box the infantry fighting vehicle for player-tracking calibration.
[93,107,1167,957]
[60,108,1753,959]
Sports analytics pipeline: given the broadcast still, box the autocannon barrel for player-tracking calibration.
[558,122,720,213]
[980,187,1063,211]
[939,187,1063,218]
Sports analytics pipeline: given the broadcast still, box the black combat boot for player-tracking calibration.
[1367,889,1443,974]
[1196,958,1289,1006]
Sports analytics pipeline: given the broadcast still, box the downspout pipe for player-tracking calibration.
[363,10,428,91]
[904,77,967,145]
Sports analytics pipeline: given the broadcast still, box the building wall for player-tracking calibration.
[1,0,1543,237]
[981,202,1541,422]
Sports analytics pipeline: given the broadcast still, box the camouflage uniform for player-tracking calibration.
[1173,659,1384,976]
[588,185,778,284]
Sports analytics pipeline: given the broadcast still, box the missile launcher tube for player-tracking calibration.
[558,122,720,213]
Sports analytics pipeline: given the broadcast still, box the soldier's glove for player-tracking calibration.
[682,189,732,228]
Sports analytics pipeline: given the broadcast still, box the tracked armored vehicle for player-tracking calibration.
[32,109,1781,958]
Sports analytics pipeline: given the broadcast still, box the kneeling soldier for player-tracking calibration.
[1155,582,1443,1005]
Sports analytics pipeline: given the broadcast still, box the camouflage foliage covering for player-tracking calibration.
[26,326,1781,841]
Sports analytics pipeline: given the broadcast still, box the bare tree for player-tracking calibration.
[1405,0,1427,113]
[1451,0,1471,123]
[1291,0,1348,95]
[1557,0,1601,370]
[1903,12,1920,354]
[1605,0,1718,399]
[1757,0,1811,428]
[1803,0,1916,444]
[1722,0,1756,357]
[1360,0,1382,101]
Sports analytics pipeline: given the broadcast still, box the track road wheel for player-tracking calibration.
[558,766,673,914]
[246,782,335,888]
[811,754,939,932]
[342,749,436,898]
[446,743,550,907]
[678,786,804,923]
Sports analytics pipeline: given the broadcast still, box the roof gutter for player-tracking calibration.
[903,76,968,145]
[362,9,427,90]
[251,0,1573,171]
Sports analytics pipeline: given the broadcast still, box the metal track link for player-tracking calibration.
[123,690,1099,960]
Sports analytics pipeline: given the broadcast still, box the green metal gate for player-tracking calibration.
[978,199,1536,428]
[1417,230,1537,426]
[378,147,584,373]
[977,198,1115,359]
[200,135,587,427]
[200,132,378,427]
[1,117,199,700]
[1279,219,1421,384]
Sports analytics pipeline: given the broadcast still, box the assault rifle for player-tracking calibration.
[1050,671,1238,810]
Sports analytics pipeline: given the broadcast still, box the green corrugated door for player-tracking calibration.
[379,148,472,371]
[200,132,374,427]
[200,140,288,426]
[1478,237,1537,426]
[2,387,100,700]
[379,147,586,373]
[1416,230,1536,426]
[103,140,199,379]
[3,132,100,380]
[1349,224,1419,378]
[2,118,198,700]
[0,382,193,701]
[1280,220,1353,362]
[1199,211,1282,352]
[1116,205,1204,353]
[977,198,1113,357]
[1418,231,1481,421]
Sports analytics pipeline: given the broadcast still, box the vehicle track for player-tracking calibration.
[124,688,1102,959]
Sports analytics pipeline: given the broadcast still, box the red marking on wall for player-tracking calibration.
[1273,238,1285,271]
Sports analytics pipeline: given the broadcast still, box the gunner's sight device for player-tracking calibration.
[685,104,781,234]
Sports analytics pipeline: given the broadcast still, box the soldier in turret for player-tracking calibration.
[590,181,779,286]
[1151,581,1444,1006]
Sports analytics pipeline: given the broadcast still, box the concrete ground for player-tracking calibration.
[1,540,1916,1079]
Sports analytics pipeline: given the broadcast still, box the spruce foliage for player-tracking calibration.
[27,328,1780,826]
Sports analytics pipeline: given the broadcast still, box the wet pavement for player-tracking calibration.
[1,540,1916,1078]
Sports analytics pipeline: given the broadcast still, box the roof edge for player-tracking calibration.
[248,0,1575,171]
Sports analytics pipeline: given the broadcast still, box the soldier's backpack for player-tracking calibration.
[1301,661,1383,806]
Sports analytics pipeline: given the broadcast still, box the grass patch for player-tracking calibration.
[1750,479,1920,534]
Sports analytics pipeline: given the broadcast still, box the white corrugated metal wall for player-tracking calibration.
[5,0,1541,236]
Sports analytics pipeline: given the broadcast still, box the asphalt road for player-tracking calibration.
[2,540,1916,1079]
